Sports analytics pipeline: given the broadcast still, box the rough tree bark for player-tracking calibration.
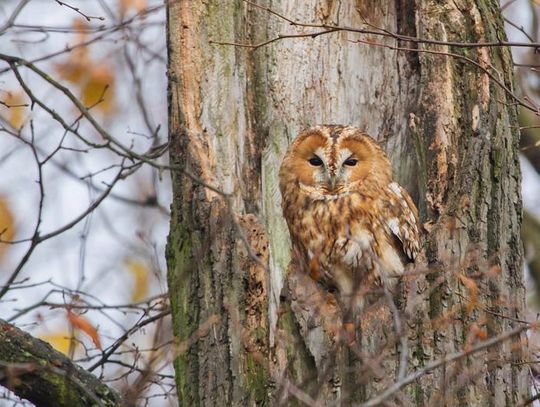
[0,319,120,407]
[519,109,540,289]
[166,1,529,405]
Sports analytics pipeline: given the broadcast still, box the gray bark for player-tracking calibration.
[166,1,529,405]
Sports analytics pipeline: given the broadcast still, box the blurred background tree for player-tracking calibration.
[0,1,174,405]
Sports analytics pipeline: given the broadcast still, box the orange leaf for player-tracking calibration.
[67,311,102,350]
[56,59,87,84]
[0,91,27,129]
[475,328,488,340]
[55,19,115,115]
[125,258,149,302]
[488,265,501,277]
[72,19,89,43]
[119,0,147,15]
[459,274,478,314]
[0,197,15,262]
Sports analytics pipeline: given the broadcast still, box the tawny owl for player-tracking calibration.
[279,125,420,335]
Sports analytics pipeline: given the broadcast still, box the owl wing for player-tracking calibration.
[383,182,420,262]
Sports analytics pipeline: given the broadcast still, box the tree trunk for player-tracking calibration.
[166,1,529,405]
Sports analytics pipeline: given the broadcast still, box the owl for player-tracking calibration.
[279,125,420,337]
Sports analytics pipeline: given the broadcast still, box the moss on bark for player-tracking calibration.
[0,319,120,407]
[166,0,529,405]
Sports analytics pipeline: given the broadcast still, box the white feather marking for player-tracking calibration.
[388,182,402,197]
[387,218,400,236]
[350,228,374,249]
[337,148,352,165]
[334,228,373,267]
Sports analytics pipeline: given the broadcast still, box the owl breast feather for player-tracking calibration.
[289,193,406,289]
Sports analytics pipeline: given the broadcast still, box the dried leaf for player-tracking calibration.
[56,58,86,84]
[73,19,89,39]
[0,91,27,129]
[488,265,501,277]
[475,328,488,340]
[55,20,115,115]
[125,258,149,302]
[67,310,102,350]
[459,274,478,314]
[80,66,115,111]
[0,197,15,262]
[119,0,147,15]
[39,332,73,355]
[56,60,115,114]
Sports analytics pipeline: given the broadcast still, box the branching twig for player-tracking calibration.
[54,0,105,22]
[0,0,32,34]
[360,325,533,407]
[88,309,170,372]
[212,0,540,51]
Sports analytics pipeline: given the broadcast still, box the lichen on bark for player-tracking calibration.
[166,0,530,405]
[0,319,120,407]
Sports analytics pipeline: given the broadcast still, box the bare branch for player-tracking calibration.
[0,0,32,34]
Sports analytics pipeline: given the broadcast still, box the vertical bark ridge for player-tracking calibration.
[167,1,270,405]
[166,0,529,405]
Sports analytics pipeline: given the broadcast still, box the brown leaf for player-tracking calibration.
[55,20,115,115]
[487,265,501,277]
[459,274,478,314]
[0,91,27,129]
[119,0,147,16]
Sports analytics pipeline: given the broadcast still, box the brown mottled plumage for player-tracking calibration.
[279,125,420,331]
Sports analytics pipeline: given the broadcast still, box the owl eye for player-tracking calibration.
[308,156,324,166]
[344,158,358,166]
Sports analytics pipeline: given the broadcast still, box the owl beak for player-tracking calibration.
[328,176,337,190]
[326,172,339,191]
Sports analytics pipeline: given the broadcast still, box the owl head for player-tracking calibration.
[279,125,392,200]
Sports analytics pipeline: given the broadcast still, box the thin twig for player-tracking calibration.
[360,325,533,407]
[54,0,105,21]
